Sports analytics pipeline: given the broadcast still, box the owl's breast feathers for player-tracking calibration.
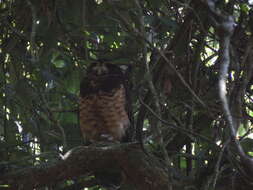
[79,63,129,142]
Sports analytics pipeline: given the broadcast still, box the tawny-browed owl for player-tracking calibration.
[79,62,129,142]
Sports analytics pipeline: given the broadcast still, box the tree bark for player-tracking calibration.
[0,143,169,190]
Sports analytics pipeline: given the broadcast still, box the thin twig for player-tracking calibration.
[133,1,172,188]
[107,0,207,110]
[26,0,38,64]
[138,96,215,145]
[211,139,230,189]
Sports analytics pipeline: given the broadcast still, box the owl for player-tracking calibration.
[79,62,129,142]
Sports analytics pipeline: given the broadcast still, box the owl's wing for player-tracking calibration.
[80,77,91,97]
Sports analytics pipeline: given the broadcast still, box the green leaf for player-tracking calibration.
[241,138,253,153]
[237,125,246,136]
[240,3,249,13]
[53,60,66,68]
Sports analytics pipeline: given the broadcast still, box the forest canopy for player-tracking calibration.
[1,0,253,189]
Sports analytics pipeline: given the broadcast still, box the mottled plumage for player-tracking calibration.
[79,62,129,142]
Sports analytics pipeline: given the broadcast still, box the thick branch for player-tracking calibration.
[205,0,253,179]
[0,143,168,190]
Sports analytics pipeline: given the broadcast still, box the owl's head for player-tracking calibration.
[80,62,125,96]
[87,62,109,77]
[87,62,124,80]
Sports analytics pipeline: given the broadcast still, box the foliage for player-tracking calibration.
[0,0,253,189]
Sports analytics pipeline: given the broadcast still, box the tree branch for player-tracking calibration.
[204,0,253,179]
[0,143,169,190]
